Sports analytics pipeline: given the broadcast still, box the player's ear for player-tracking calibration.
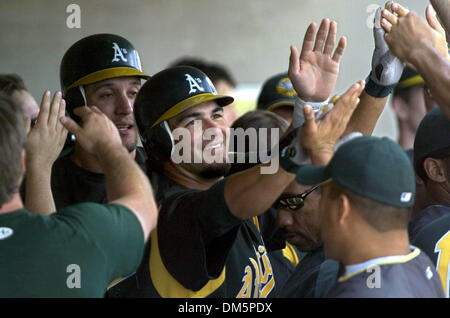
[423,157,447,183]
[336,193,351,227]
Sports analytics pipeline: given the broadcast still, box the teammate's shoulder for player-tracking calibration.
[409,204,450,240]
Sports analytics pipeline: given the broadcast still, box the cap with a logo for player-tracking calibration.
[257,72,297,111]
[414,106,450,173]
[296,136,416,207]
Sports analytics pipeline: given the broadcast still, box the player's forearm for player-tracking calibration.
[430,0,450,34]
[24,164,56,215]
[409,42,450,117]
[224,164,295,220]
[343,91,388,136]
[97,143,157,239]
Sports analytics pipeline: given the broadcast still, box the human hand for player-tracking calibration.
[25,91,68,170]
[370,6,404,86]
[288,18,346,102]
[382,3,449,63]
[301,80,365,163]
[60,106,122,157]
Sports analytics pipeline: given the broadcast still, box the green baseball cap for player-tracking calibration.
[257,72,297,111]
[296,136,416,208]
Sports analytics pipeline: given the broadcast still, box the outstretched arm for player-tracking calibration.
[224,80,365,219]
[345,5,404,136]
[381,2,450,118]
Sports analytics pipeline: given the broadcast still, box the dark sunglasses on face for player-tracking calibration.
[274,184,320,211]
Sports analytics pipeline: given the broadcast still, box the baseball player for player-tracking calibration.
[0,74,39,132]
[296,135,444,297]
[34,34,150,212]
[107,17,364,297]
[0,94,157,297]
[410,107,450,297]
[275,180,339,298]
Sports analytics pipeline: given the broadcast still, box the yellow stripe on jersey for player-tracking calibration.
[338,247,421,283]
[149,228,226,298]
[282,242,300,266]
[252,216,260,231]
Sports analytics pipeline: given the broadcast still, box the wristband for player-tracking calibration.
[364,73,396,98]
[292,96,330,128]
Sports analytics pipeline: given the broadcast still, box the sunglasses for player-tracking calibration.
[274,184,320,211]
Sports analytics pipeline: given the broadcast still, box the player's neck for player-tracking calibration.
[423,182,450,207]
[341,229,411,266]
[163,162,222,190]
[71,143,136,174]
[0,193,24,215]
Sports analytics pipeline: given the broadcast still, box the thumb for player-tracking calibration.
[302,104,317,134]
[60,116,81,137]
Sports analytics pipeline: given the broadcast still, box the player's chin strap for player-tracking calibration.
[161,120,175,158]
[79,85,87,105]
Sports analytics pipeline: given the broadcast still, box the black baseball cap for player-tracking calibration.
[257,72,297,111]
[296,136,416,208]
[395,66,424,90]
[414,106,450,174]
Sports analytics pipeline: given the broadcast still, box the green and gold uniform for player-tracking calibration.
[108,174,294,298]
[0,203,144,297]
[325,247,444,298]
[412,210,450,298]
[50,147,147,209]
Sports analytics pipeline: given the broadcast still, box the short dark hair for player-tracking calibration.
[415,146,450,183]
[0,93,26,207]
[169,57,236,87]
[229,110,288,173]
[0,74,27,96]
[327,181,409,232]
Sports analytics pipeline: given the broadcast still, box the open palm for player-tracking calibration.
[289,19,346,102]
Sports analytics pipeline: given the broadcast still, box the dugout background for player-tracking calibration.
[0,0,430,140]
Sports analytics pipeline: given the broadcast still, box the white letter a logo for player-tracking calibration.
[112,42,128,62]
[185,74,204,94]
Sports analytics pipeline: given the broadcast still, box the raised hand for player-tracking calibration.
[60,106,122,157]
[288,18,346,102]
[382,3,449,63]
[25,91,68,170]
